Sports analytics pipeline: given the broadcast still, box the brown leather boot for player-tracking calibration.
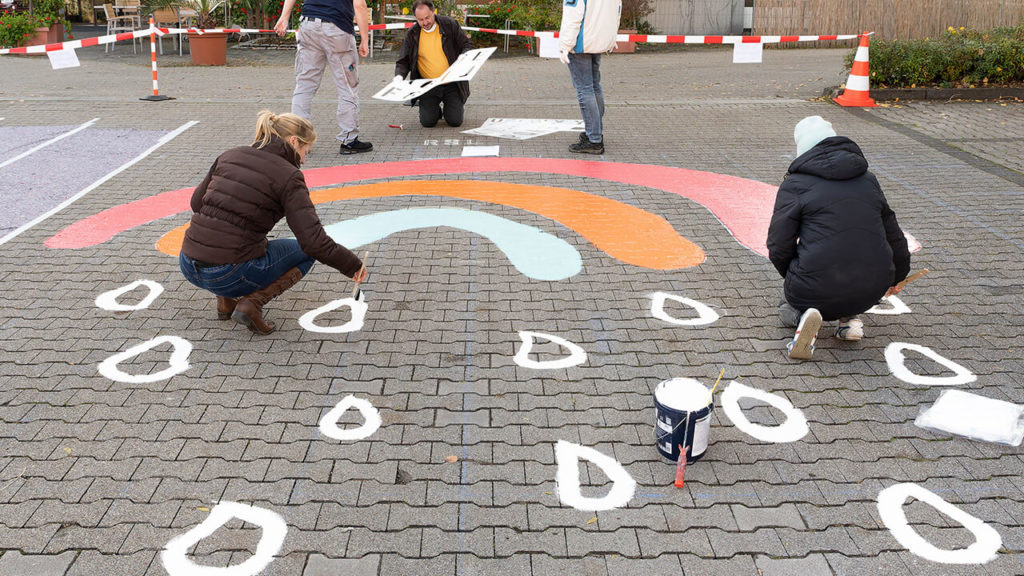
[231,267,304,335]
[216,297,238,320]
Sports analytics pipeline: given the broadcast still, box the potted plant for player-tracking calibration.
[0,9,39,48]
[145,0,227,64]
[0,0,70,47]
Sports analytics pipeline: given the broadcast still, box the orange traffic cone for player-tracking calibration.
[834,33,877,107]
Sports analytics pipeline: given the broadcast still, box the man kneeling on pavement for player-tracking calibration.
[768,115,911,361]
[394,0,473,128]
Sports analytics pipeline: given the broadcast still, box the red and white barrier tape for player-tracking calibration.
[463,27,860,44]
[2,23,859,55]
[1,28,154,54]
[0,24,416,54]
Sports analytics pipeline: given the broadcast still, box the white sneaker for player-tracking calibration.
[787,308,822,360]
[835,318,864,341]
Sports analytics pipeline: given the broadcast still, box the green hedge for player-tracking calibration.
[849,25,1024,87]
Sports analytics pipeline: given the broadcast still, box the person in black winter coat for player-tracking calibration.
[767,116,911,360]
[394,0,473,128]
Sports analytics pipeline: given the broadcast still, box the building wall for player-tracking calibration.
[648,0,745,35]
[752,0,1024,40]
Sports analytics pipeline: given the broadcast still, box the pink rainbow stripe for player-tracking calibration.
[47,158,780,256]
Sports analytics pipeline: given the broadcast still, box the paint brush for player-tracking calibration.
[674,445,689,488]
[351,251,369,301]
[704,368,725,408]
[892,268,930,293]
[674,411,690,488]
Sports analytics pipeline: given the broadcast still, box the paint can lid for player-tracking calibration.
[655,378,710,412]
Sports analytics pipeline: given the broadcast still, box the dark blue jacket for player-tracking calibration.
[767,136,911,320]
[302,0,355,35]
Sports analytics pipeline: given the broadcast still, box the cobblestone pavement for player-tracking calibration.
[2,33,1024,576]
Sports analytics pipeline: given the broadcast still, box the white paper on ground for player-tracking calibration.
[915,389,1024,446]
[373,47,497,102]
[538,35,561,59]
[461,118,584,140]
[48,48,81,69]
[732,41,763,64]
[461,145,500,157]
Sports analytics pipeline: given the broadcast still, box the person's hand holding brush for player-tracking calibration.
[353,266,369,284]
[351,251,370,300]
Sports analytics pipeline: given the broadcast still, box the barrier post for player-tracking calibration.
[141,17,173,101]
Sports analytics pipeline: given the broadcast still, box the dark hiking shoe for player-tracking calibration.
[569,137,604,155]
[339,138,373,154]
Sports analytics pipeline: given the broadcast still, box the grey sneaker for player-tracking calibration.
[339,138,373,154]
[569,137,604,155]
[835,318,864,341]
[787,308,822,360]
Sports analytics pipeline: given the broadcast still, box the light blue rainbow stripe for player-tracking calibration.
[322,207,583,281]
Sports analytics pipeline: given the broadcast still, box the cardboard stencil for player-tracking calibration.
[461,118,585,140]
[373,47,497,102]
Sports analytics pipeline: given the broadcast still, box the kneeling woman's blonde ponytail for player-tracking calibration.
[253,110,317,150]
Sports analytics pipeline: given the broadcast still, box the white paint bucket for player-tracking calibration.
[654,378,714,463]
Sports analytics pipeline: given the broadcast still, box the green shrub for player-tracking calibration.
[471,0,561,32]
[0,10,41,49]
[846,24,1024,87]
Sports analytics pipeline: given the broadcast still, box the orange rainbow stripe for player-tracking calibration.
[157,180,704,270]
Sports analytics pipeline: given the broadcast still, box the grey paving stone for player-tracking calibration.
[0,551,76,576]
[678,553,759,576]
[825,552,913,576]
[733,503,806,530]
[65,551,156,576]
[495,527,567,557]
[303,553,380,576]
[378,552,454,575]
[755,554,834,576]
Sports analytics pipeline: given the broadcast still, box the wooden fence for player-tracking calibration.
[753,0,1024,40]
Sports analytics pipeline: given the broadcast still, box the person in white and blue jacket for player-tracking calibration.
[558,0,621,154]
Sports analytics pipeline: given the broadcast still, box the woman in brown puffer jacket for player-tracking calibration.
[179,110,368,335]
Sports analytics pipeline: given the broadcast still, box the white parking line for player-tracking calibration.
[0,118,99,170]
[0,120,198,247]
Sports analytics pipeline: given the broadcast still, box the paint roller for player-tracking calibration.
[351,251,369,302]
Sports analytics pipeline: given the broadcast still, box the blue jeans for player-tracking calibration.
[567,52,604,143]
[179,239,315,299]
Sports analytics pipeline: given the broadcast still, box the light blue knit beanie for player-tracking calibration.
[794,116,837,157]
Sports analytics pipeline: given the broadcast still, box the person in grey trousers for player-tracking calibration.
[275,0,373,154]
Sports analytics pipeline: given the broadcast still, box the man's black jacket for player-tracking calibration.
[394,14,473,103]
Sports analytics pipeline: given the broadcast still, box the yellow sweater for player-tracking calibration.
[417,26,449,79]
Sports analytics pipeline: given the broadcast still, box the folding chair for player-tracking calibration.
[103,3,140,53]
[151,6,183,55]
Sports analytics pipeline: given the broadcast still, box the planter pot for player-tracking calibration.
[612,29,636,53]
[26,23,63,47]
[188,31,228,65]
[47,22,64,44]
